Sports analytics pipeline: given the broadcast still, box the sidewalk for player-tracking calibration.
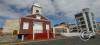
[0,36,66,45]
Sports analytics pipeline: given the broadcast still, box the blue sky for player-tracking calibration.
[0,0,100,28]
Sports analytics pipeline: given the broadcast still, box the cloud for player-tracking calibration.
[2,0,33,8]
[90,0,100,18]
[50,0,100,23]
[52,0,89,16]
[0,0,56,18]
[0,0,56,27]
[1,0,100,17]
[0,0,100,25]
[0,1,22,18]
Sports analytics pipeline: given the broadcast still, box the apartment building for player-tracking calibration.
[75,8,97,33]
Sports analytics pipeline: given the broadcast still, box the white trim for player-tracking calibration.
[89,12,95,32]
[47,30,49,39]
[53,27,55,38]
[23,17,49,21]
[46,24,50,30]
[36,15,41,19]
[46,24,50,39]
[33,33,35,40]
[22,35,24,41]
[82,12,89,32]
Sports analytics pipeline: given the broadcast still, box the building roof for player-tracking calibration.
[33,3,41,7]
[75,8,91,17]
[54,22,68,27]
[21,14,50,22]
[27,14,47,19]
[32,3,41,8]
[82,8,90,12]
[75,13,83,17]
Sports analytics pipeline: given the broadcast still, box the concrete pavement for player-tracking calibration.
[0,34,100,45]
[11,35,100,45]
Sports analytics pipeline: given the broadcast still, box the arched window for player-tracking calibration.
[13,30,18,35]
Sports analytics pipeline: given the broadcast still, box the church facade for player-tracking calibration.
[18,3,54,40]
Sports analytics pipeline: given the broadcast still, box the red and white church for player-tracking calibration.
[18,2,54,40]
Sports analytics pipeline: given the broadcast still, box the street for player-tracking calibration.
[12,35,100,45]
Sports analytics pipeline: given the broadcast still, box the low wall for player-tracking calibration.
[61,33,80,37]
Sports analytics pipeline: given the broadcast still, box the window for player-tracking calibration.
[33,22,43,33]
[81,25,86,28]
[46,24,49,30]
[55,28,65,32]
[94,25,96,28]
[80,18,84,20]
[91,12,94,17]
[36,15,41,19]
[93,21,95,24]
[23,22,29,29]
[36,10,39,13]
[81,21,85,24]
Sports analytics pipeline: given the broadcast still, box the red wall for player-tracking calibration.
[19,14,54,40]
[34,33,48,39]
[24,33,54,40]
[24,34,33,40]
[49,33,54,38]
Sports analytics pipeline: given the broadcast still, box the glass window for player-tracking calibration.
[81,21,85,24]
[23,22,29,29]
[33,22,43,33]
[46,24,49,30]
[81,25,86,28]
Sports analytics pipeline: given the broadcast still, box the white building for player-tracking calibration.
[3,19,20,35]
[69,24,79,32]
[53,22,70,35]
[75,8,97,33]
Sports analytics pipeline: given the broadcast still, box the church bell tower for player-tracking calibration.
[32,1,42,14]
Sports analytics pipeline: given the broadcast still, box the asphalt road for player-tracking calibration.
[13,35,100,45]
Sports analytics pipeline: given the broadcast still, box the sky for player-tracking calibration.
[0,0,100,28]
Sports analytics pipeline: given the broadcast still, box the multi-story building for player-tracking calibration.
[96,22,100,30]
[69,24,79,32]
[54,22,70,35]
[3,19,20,35]
[96,22,100,34]
[75,8,97,33]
